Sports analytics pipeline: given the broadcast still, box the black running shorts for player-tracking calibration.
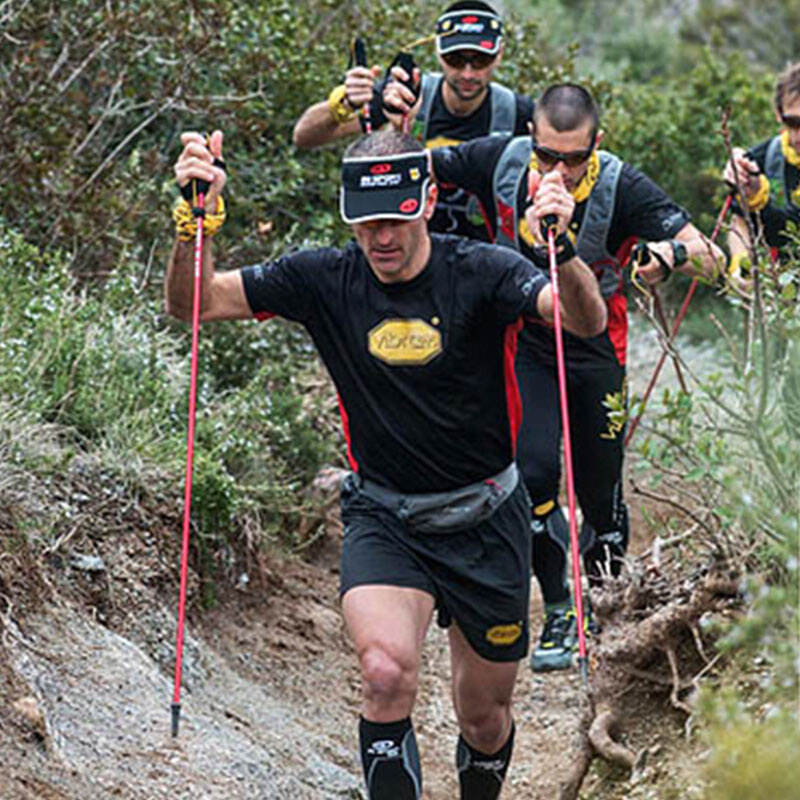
[339,474,532,662]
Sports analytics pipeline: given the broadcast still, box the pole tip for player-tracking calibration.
[579,656,589,686]
[171,702,181,737]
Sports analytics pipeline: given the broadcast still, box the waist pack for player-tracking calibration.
[352,462,518,533]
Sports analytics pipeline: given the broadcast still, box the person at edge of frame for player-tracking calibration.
[292,1,534,243]
[165,128,607,799]
[381,77,728,673]
[723,60,800,278]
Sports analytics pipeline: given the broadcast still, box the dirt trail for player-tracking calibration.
[0,528,671,800]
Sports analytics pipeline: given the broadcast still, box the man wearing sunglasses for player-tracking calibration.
[292,1,533,242]
[384,81,725,673]
[723,61,800,275]
[167,127,606,800]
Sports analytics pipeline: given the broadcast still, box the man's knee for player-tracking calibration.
[456,700,511,754]
[360,644,417,705]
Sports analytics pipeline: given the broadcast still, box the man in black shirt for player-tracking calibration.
[723,61,800,274]
[166,128,606,799]
[292,1,534,242]
[384,81,726,672]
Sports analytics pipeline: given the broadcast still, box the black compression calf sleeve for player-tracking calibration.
[359,716,422,799]
[456,721,515,800]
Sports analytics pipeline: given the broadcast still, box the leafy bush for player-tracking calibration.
[1,219,340,555]
[627,224,799,794]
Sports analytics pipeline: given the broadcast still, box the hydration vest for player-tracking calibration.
[492,136,625,299]
[764,135,796,211]
[416,73,517,143]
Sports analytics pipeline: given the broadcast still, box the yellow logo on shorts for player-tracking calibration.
[485,622,523,646]
[368,319,443,366]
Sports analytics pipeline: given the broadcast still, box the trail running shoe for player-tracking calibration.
[529,608,577,672]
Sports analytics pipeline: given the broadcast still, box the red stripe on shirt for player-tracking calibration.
[504,318,524,454]
[336,393,359,472]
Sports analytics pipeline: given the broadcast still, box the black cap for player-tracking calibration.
[436,9,503,55]
[340,153,430,223]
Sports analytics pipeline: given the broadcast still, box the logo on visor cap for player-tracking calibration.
[340,152,430,223]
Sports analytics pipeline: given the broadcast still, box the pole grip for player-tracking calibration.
[632,241,651,265]
[352,37,367,67]
[541,213,558,240]
[383,51,420,115]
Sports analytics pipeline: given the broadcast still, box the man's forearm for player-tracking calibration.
[293,102,360,149]
[165,237,215,321]
[557,256,607,337]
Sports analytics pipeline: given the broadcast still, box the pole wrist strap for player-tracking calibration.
[554,232,576,265]
[328,84,356,124]
[173,196,226,242]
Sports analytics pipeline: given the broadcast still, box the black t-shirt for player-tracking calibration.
[368,76,533,242]
[432,135,691,365]
[744,136,800,254]
[240,234,547,492]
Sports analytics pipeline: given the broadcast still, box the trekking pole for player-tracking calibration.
[542,214,589,684]
[172,172,209,738]
[351,38,372,134]
[624,194,732,448]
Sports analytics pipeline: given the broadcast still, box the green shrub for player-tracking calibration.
[1,219,340,558]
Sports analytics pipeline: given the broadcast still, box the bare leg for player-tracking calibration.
[449,623,519,798]
[449,622,518,751]
[342,585,435,800]
[342,584,434,720]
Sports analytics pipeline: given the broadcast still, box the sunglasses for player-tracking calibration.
[441,50,496,70]
[780,113,800,130]
[532,139,596,168]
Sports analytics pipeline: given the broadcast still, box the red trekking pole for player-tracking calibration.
[543,214,589,683]
[172,175,208,738]
[624,195,732,448]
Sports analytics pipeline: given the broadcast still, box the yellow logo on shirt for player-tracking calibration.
[485,622,523,646]
[368,319,443,365]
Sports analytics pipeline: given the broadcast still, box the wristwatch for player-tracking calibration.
[669,239,688,269]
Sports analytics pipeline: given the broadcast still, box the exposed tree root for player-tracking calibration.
[558,563,741,799]
[558,697,594,800]
[588,703,637,769]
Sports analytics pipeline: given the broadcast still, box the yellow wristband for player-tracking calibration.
[728,251,751,277]
[172,195,226,242]
[745,174,770,213]
[328,84,356,125]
